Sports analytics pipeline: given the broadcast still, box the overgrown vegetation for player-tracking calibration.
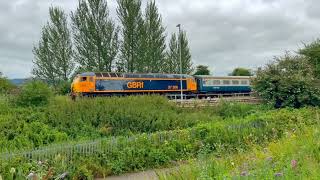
[0,91,319,179]
[1,75,320,179]
[15,81,53,107]
[0,75,15,94]
[253,53,320,108]
[159,122,320,179]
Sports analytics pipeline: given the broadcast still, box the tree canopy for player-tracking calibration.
[194,65,210,75]
[33,7,74,84]
[33,0,194,82]
[165,32,193,74]
[117,0,145,73]
[230,68,252,76]
[144,0,166,73]
[71,0,119,72]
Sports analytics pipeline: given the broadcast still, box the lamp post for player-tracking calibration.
[176,24,183,102]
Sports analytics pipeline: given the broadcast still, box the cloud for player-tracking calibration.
[0,0,320,78]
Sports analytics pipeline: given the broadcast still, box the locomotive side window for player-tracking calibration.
[223,80,230,85]
[81,77,87,82]
[232,80,239,85]
[241,80,248,85]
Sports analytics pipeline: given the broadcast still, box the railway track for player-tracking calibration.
[170,96,262,108]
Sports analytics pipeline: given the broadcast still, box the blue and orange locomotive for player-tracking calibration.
[71,72,251,97]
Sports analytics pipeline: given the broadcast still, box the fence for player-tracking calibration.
[0,129,195,163]
[0,117,268,164]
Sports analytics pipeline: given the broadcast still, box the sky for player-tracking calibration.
[1,0,320,78]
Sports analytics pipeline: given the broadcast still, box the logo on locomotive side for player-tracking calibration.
[127,82,144,89]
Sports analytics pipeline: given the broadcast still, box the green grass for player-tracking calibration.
[159,121,320,179]
[1,94,314,179]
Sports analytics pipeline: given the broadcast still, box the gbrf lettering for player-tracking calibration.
[127,82,144,89]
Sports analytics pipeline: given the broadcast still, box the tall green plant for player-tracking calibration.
[144,1,166,73]
[71,0,119,72]
[117,0,146,73]
[33,7,74,84]
[165,32,193,74]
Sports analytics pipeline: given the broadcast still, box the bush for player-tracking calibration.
[0,77,15,94]
[253,53,320,108]
[44,95,213,137]
[212,101,271,118]
[16,81,53,107]
[54,81,71,95]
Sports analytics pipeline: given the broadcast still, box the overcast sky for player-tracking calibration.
[1,0,320,78]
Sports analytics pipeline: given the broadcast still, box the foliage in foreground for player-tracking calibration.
[253,53,320,108]
[0,107,318,179]
[159,125,320,179]
[0,95,221,151]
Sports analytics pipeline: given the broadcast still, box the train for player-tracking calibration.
[71,72,252,98]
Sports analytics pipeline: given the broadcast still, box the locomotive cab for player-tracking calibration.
[71,72,96,95]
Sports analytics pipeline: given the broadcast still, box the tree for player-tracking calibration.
[164,33,179,73]
[299,39,320,78]
[194,65,210,75]
[144,1,166,73]
[33,7,74,84]
[165,32,193,74]
[252,53,320,108]
[117,0,145,73]
[230,68,252,76]
[179,31,193,74]
[71,0,119,72]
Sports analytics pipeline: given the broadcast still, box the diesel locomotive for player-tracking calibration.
[71,72,251,97]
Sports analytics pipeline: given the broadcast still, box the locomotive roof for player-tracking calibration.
[194,75,252,79]
[79,72,192,79]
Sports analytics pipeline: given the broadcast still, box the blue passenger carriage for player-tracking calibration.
[194,76,251,94]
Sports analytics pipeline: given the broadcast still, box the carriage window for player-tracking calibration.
[89,77,94,82]
[223,80,230,85]
[213,80,221,85]
[81,77,87,82]
[241,80,248,85]
[232,80,239,85]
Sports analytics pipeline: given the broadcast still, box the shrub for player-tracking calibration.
[0,77,15,94]
[253,53,320,108]
[16,81,53,107]
[43,96,213,137]
[212,101,271,118]
[54,81,71,95]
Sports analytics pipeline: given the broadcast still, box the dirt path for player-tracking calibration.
[96,167,178,180]
[97,170,159,180]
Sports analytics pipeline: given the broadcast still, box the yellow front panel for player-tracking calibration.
[187,78,197,91]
